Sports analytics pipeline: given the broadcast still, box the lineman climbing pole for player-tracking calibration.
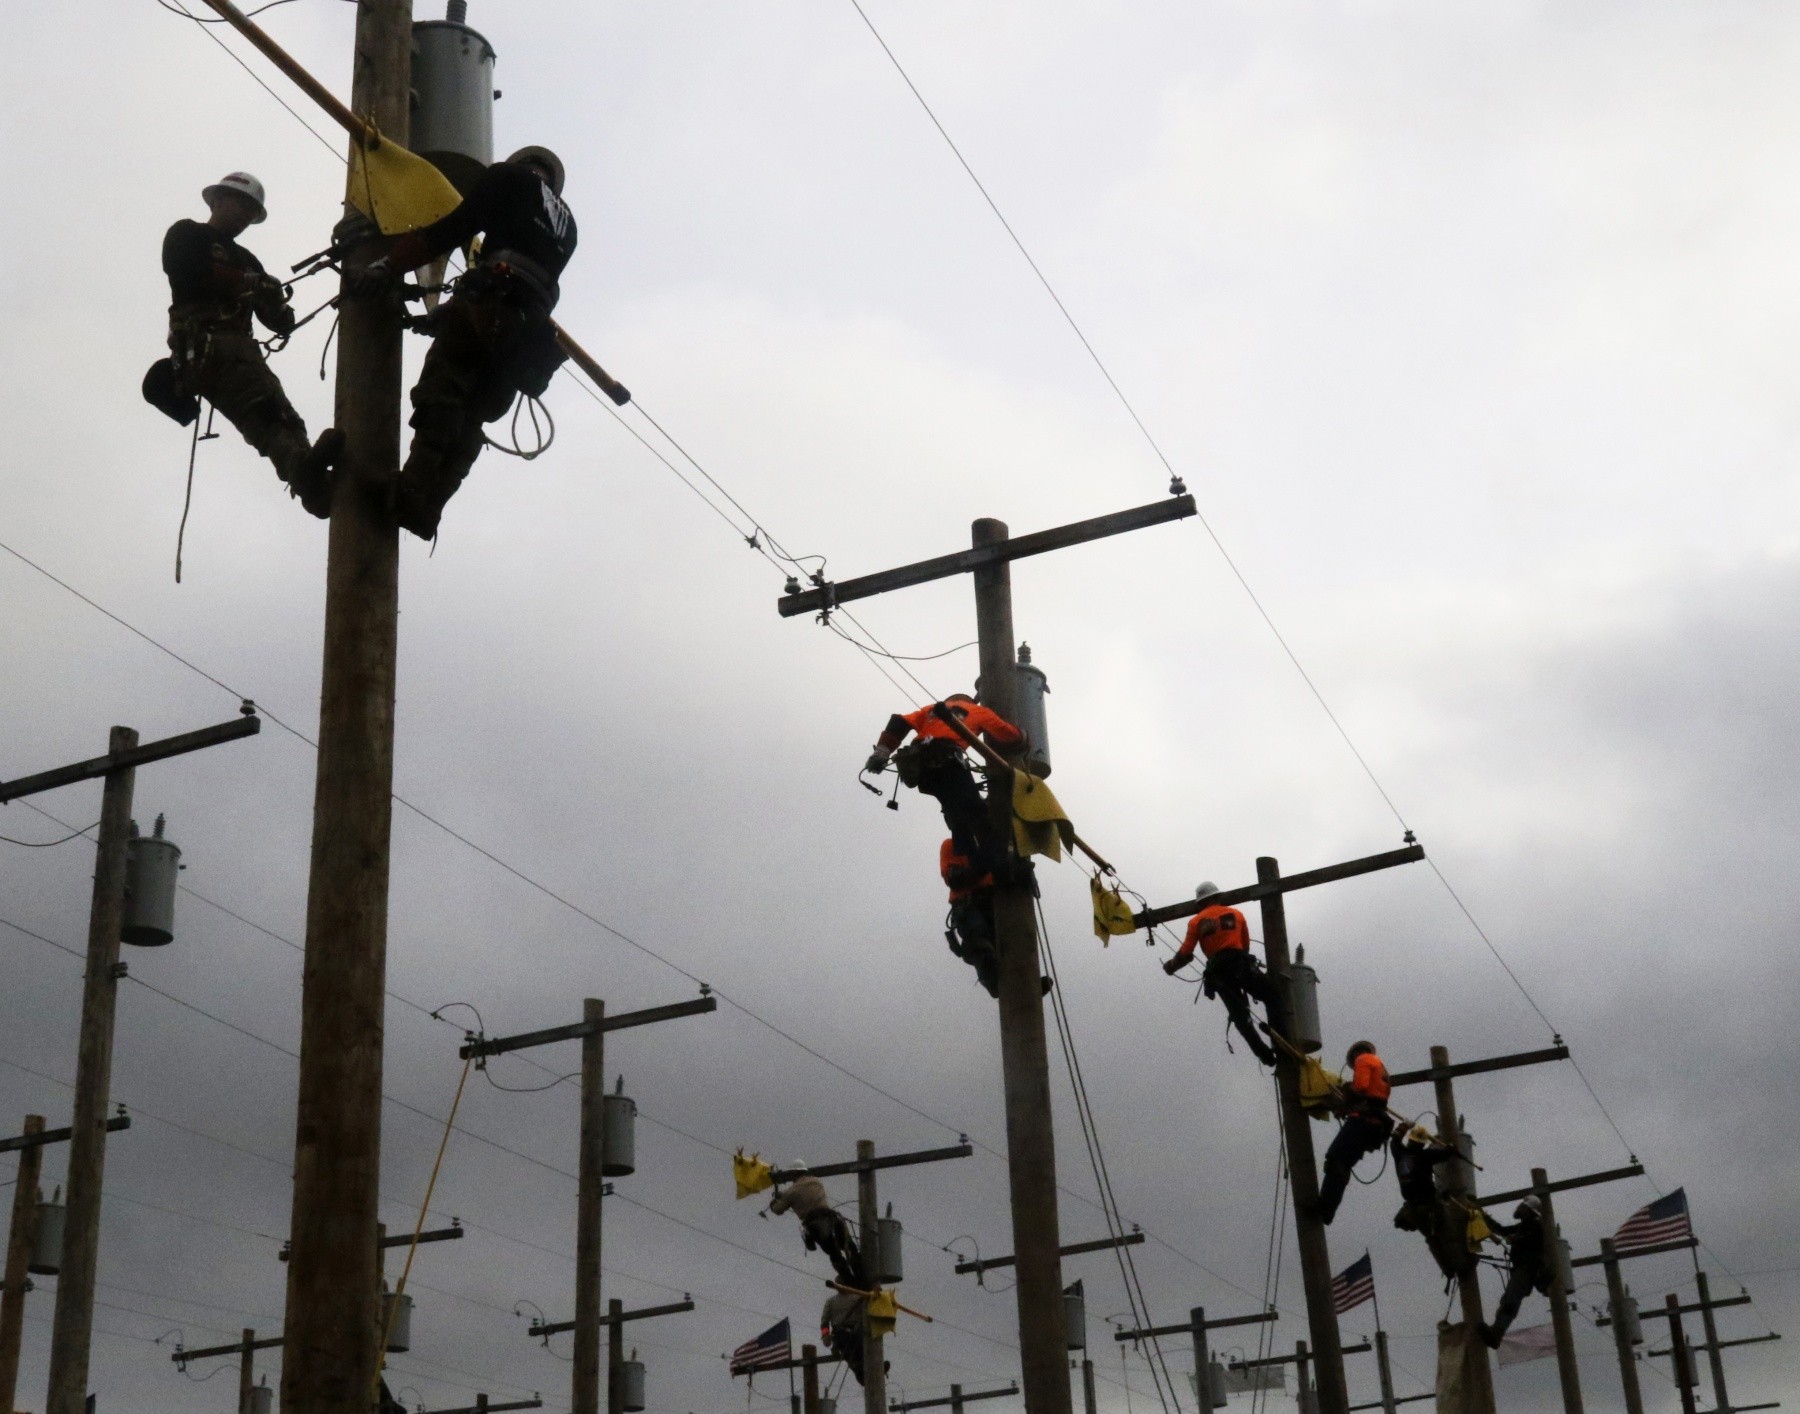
[779,492,1194,1414]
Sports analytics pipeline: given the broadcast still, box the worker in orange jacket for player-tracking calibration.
[941,839,999,998]
[865,694,1022,875]
[1317,1040,1395,1224]
[1161,881,1278,1065]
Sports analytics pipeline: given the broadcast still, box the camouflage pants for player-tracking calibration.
[179,331,311,483]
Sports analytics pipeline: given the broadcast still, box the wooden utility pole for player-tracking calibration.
[1598,1240,1645,1414]
[577,1001,607,1414]
[1529,1169,1584,1414]
[1254,856,1346,1414]
[238,1327,257,1414]
[889,1382,1017,1413]
[856,1139,886,1414]
[1667,1295,1700,1414]
[45,726,136,1414]
[802,1344,822,1414]
[282,0,410,1407]
[1113,1302,1276,1411]
[606,1297,624,1414]
[1372,1331,1396,1414]
[1428,1047,1494,1414]
[972,517,1071,1414]
[0,1115,44,1410]
[1078,1358,1097,1414]
[1695,1272,1735,1414]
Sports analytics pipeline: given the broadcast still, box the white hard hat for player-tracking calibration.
[788,1159,809,1174]
[203,172,268,223]
[1194,881,1220,902]
[507,145,565,195]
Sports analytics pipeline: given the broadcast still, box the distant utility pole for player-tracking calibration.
[767,1141,973,1414]
[1113,1305,1276,1413]
[418,1397,545,1414]
[778,491,1195,1414]
[461,993,715,1414]
[1530,1168,1584,1414]
[1225,1338,1373,1414]
[1344,1330,1438,1413]
[1638,1279,1781,1414]
[1133,842,1424,1414]
[0,712,259,1414]
[889,1382,1018,1414]
[729,1341,842,1414]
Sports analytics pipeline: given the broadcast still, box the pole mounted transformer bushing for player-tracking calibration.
[411,0,496,193]
[602,1078,636,1178]
[978,643,1052,778]
[121,814,181,947]
[618,1351,646,1412]
[250,1377,275,1414]
[1283,953,1323,1054]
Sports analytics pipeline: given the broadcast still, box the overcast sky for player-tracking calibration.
[2,2,1798,1411]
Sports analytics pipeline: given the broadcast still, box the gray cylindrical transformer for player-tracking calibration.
[29,1193,64,1275]
[1012,643,1052,778]
[877,1214,903,1284]
[1613,1293,1642,1346]
[410,10,497,194]
[602,1088,637,1177]
[1283,961,1322,1053]
[382,1290,413,1352]
[249,1380,275,1414]
[1436,1130,1477,1197]
[122,815,181,947]
[1297,1379,1319,1414]
[1062,1280,1085,1350]
[1554,1235,1574,1293]
[618,1357,646,1412]
[1207,1360,1230,1408]
[818,1397,837,1414]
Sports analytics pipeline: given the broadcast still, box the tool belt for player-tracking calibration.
[474,249,561,312]
[894,737,960,788]
[458,254,567,397]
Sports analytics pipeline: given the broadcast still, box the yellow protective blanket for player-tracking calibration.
[866,1289,899,1338]
[1012,771,1074,862]
[347,128,463,235]
[1298,1056,1342,1118]
[733,1149,773,1200]
[1465,1205,1493,1249]
[1089,875,1137,942]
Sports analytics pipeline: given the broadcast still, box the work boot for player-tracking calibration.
[393,473,444,541]
[1480,1322,1501,1350]
[284,428,344,519]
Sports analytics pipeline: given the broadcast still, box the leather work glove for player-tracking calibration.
[262,301,297,336]
[347,257,400,299]
[1161,956,1183,976]
[863,750,890,775]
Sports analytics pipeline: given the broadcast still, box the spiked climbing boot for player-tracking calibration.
[283,428,344,520]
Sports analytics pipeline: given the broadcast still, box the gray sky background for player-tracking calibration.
[2,2,1798,1411]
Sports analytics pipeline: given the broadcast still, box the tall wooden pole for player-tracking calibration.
[802,1344,821,1414]
[1694,1273,1733,1414]
[856,1140,885,1414]
[1255,857,1346,1414]
[1532,1170,1584,1414]
[1667,1296,1699,1414]
[606,1297,624,1414]
[1373,1331,1397,1414]
[238,1327,256,1414]
[1296,1340,1314,1414]
[282,3,410,1407]
[0,1115,45,1410]
[1599,1241,1645,1414]
[1430,1048,1496,1414]
[949,1385,964,1414]
[46,727,137,1414]
[1188,1309,1210,1413]
[1079,1359,1097,1414]
[972,518,1071,1414]
[575,1001,607,1414]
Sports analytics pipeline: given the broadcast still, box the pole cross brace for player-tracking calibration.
[281,1223,463,1261]
[0,712,261,802]
[1350,1395,1435,1410]
[1600,1293,1750,1327]
[1648,1332,1781,1357]
[731,1353,844,1377]
[531,1298,695,1339]
[1480,1164,1644,1207]
[956,1231,1143,1275]
[1231,1343,1371,1371]
[1114,1308,1276,1342]
[890,1384,1019,1411]
[170,1334,285,1366]
[1132,844,1424,931]
[421,1399,545,1414]
[1385,1045,1570,1089]
[777,495,1196,618]
[773,1143,974,1184]
[0,1115,130,1154]
[1571,1236,1697,1269]
[461,996,717,1058]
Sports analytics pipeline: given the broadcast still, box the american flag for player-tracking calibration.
[1613,1189,1693,1254]
[1330,1253,1375,1315]
[729,1318,792,1375]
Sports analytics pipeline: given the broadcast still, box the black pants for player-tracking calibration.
[1318,1112,1389,1224]
[1203,949,1278,1063]
[830,1324,867,1385]
[803,1208,861,1285]
[1489,1255,1545,1341]
[179,330,313,485]
[948,895,1000,997]
[915,751,1002,873]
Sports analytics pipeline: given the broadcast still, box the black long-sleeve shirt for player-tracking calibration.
[163,219,263,305]
[410,160,577,277]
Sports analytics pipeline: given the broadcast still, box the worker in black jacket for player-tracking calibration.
[1481,1196,1553,1347]
[154,172,341,516]
[354,146,577,539]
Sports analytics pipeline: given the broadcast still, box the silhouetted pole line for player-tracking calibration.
[1531,1169,1584,1414]
[0,1114,44,1411]
[890,1382,1018,1412]
[280,0,411,1405]
[954,1232,1142,1277]
[1599,1239,1646,1414]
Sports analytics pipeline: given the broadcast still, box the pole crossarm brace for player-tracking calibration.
[956,1232,1143,1276]
[732,1353,844,1377]
[1113,1309,1276,1342]
[890,1384,1019,1410]
[1734,1404,1781,1411]
[777,496,1195,619]
[1230,1342,1371,1370]
[1649,1332,1781,1357]
[421,1400,544,1414]
[462,995,718,1058]
[0,713,260,803]
[530,1299,695,1339]
[1572,1236,1697,1269]
[0,1116,129,1155]
[170,1334,285,1366]
[1600,1293,1751,1327]
[1386,1045,1570,1089]
[281,1223,463,1260]
[1481,1164,1644,1207]
[772,1144,974,1184]
[1349,1395,1434,1411]
[1131,844,1424,931]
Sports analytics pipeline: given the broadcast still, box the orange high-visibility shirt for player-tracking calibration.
[1170,904,1250,968]
[1350,1052,1391,1104]
[939,840,993,902]
[902,701,1022,750]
